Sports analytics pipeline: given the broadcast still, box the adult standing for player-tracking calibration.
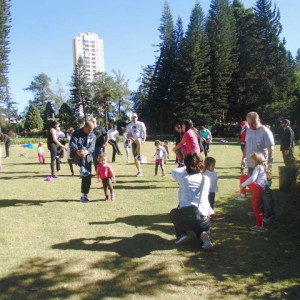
[199,125,212,157]
[91,118,108,170]
[70,121,96,202]
[173,119,200,155]
[107,123,122,162]
[236,112,274,200]
[280,119,296,167]
[0,132,11,159]
[47,121,67,178]
[126,113,147,176]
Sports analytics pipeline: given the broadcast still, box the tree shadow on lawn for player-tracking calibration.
[0,198,80,208]
[89,213,174,236]
[0,255,181,299]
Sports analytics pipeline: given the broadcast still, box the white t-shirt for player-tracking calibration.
[245,126,274,168]
[241,165,267,188]
[107,129,119,141]
[172,167,215,216]
[204,169,218,193]
[155,146,167,160]
[126,121,146,141]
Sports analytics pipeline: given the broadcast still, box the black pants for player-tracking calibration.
[48,143,60,176]
[169,207,211,238]
[108,140,121,162]
[68,159,74,175]
[5,141,10,157]
[208,192,215,209]
[81,161,92,194]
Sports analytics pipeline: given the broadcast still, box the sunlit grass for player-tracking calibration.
[0,141,299,299]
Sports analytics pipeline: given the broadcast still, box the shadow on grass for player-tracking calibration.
[0,255,180,299]
[0,199,80,208]
[89,213,174,235]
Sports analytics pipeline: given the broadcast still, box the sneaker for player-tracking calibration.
[52,175,59,179]
[263,215,274,224]
[250,225,264,233]
[105,195,109,201]
[247,211,256,217]
[80,195,90,203]
[79,167,90,177]
[111,194,115,201]
[235,194,247,201]
[200,232,213,250]
[136,172,143,177]
[175,234,189,244]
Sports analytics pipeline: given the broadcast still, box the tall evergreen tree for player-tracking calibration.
[69,57,91,123]
[42,101,55,128]
[206,0,237,123]
[58,102,77,129]
[24,104,43,131]
[146,1,177,131]
[171,1,211,125]
[24,73,54,114]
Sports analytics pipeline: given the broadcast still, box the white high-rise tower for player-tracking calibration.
[73,32,105,82]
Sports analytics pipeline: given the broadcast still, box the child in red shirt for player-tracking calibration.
[97,153,116,201]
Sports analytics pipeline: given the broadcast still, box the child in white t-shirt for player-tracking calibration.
[37,142,46,164]
[153,140,167,177]
[204,157,218,210]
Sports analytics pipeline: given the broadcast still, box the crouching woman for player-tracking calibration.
[170,153,214,250]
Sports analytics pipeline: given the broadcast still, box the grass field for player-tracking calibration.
[0,141,299,300]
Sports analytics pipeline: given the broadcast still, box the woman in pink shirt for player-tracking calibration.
[173,119,200,155]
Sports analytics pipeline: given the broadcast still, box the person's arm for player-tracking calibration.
[173,136,186,152]
[110,167,116,183]
[241,167,259,188]
[171,166,186,183]
[241,144,247,168]
[267,145,274,166]
[141,123,147,142]
[87,135,96,155]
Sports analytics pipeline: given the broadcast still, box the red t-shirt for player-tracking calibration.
[97,163,113,179]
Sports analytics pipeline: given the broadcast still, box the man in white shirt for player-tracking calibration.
[126,113,147,176]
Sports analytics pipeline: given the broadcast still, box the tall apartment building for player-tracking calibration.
[73,32,105,82]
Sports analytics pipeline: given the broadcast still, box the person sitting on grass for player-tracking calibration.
[237,152,269,233]
[169,152,214,250]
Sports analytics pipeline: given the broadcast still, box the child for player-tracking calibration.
[237,152,268,232]
[96,153,116,201]
[153,140,167,177]
[204,157,218,210]
[37,142,46,164]
[163,140,170,160]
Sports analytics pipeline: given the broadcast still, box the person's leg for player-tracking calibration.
[81,161,92,195]
[160,161,165,176]
[239,174,249,195]
[125,146,130,163]
[68,159,74,175]
[169,208,187,238]
[49,144,57,176]
[135,139,141,157]
[208,192,215,209]
[263,185,275,218]
[5,141,10,158]
[132,143,142,174]
[155,162,159,176]
[106,178,114,199]
[248,183,264,227]
[102,178,109,199]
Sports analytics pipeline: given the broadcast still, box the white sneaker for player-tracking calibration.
[200,232,213,250]
[235,194,247,201]
[136,172,143,177]
[175,234,189,244]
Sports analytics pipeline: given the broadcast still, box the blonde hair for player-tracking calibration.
[97,152,107,162]
[250,152,272,180]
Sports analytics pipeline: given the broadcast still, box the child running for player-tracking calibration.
[153,140,167,177]
[96,153,116,201]
[204,157,218,210]
[237,152,268,232]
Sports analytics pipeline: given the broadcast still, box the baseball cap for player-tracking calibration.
[131,113,138,118]
[280,119,290,124]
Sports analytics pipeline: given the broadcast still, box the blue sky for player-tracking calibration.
[9,0,300,112]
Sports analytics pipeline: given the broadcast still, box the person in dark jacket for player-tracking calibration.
[70,121,96,203]
[280,119,296,167]
[0,133,11,158]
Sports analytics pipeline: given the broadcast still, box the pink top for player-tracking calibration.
[183,129,200,154]
[97,163,113,179]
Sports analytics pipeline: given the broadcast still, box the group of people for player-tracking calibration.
[44,113,147,203]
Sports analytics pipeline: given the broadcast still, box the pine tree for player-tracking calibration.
[69,57,91,123]
[58,102,77,129]
[147,1,177,131]
[42,101,55,128]
[24,73,54,114]
[206,0,237,123]
[24,104,43,131]
[171,1,211,126]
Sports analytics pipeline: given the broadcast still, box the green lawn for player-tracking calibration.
[0,141,299,300]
